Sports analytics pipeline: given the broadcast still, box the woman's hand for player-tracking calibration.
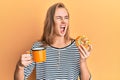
[78,44,92,62]
[14,51,33,80]
[18,51,33,68]
[77,44,92,80]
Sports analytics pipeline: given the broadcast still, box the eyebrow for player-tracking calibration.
[55,15,69,18]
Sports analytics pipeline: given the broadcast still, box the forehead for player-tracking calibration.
[54,8,68,16]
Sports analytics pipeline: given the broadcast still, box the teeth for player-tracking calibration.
[60,25,65,27]
[60,26,65,28]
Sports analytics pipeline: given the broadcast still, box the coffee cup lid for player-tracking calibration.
[32,47,45,50]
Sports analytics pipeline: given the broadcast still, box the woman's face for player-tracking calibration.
[53,8,69,37]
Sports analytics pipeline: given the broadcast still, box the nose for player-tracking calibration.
[61,18,65,24]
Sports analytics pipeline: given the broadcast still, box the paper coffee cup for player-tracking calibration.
[32,47,46,63]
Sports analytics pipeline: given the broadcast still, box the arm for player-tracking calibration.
[14,61,25,80]
[80,60,91,80]
[78,44,92,80]
[14,51,33,80]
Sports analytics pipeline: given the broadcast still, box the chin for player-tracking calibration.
[58,34,65,37]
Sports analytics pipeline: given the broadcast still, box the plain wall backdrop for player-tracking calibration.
[0,0,120,80]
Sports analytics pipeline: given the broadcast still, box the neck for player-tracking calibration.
[51,36,71,48]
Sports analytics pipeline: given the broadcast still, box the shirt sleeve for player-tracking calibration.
[24,62,35,79]
[31,41,43,49]
[24,41,44,79]
[24,42,39,79]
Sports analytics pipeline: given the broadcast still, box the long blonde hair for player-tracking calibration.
[40,2,71,45]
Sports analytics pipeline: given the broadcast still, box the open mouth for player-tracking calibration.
[60,26,66,33]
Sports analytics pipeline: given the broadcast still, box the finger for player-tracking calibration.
[21,54,32,61]
[23,60,33,67]
[22,57,32,61]
[26,60,33,64]
[88,44,92,52]
[80,44,90,56]
[80,51,86,59]
[80,44,88,53]
[79,45,90,57]
[23,57,32,61]
[22,54,31,58]
[78,46,87,58]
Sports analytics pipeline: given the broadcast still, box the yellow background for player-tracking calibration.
[0,0,120,80]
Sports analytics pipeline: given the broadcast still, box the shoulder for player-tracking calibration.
[66,39,77,49]
[32,41,43,49]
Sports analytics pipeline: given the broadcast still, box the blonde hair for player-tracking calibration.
[40,2,71,45]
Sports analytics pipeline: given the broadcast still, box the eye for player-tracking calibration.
[56,16,62,20]
[65,16,69,19]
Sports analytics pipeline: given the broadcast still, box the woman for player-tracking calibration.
[14,2,92,80]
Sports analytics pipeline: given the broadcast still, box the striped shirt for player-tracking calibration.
[24,40,81,80]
